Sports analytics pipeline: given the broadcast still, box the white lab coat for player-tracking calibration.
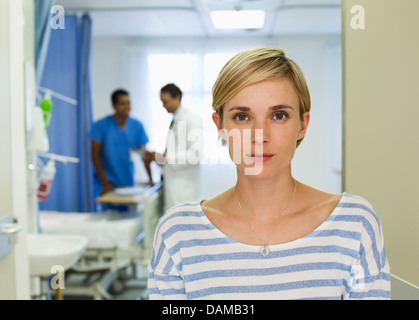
[163,107,203,212]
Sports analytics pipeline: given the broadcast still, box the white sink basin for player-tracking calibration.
[28,233,88,277]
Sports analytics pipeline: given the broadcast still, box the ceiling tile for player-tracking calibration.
[91,10,205,37]
[55,0,342,37]
[273,7,341,35]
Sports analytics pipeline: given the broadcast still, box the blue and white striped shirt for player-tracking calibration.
[148,192,391,300]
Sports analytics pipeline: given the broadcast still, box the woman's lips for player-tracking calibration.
[246,154,274,162]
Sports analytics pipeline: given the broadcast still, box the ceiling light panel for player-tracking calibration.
[210,10,265,29]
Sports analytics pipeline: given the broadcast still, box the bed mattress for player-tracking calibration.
[39,211,143,250]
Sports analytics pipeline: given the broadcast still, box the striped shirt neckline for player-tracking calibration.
[195,192,348,250]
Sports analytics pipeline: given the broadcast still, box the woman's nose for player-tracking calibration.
[252,120,270,144]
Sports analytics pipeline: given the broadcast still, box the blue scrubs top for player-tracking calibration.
[90,115,149,198]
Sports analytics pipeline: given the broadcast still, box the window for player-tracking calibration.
[146,52,235,164]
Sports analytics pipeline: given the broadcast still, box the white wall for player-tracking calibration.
[343,0,419,291]
[91,37,129,122]
[0,0,30,300]
[91,35,342,199]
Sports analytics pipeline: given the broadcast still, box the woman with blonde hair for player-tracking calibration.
[148,47,390,300]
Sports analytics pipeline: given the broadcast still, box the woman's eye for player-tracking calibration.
[273,113,287,120]
[234,113,249,121]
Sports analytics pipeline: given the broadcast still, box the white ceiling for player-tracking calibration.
[55,0,342,37]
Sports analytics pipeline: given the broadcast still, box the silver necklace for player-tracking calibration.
[233,179,297,257]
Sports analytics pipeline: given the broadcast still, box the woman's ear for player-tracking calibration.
[297,112,310,141]
[212,112,224,137]
[212,112,227,144]
[212,112,222,131]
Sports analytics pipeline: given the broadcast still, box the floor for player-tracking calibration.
[112,264,149,300]
[42,263,149,300]
[391,275,419,300]
[43,267,419,300]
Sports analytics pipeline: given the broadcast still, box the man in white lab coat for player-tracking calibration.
[143,83,203,212]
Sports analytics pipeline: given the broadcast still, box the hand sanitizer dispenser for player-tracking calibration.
[28,106,49,152]
[37,160,56,201]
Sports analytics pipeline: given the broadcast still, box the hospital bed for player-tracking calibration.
[38,182,163,299]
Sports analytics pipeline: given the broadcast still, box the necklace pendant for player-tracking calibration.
[260,245,270,257]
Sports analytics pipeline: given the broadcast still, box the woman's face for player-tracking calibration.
[212,78,309,178]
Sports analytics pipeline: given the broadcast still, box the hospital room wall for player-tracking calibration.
[342,0,419,296]
[91,34,342,200]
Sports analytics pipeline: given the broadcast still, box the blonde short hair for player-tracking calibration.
[212,46,311,147]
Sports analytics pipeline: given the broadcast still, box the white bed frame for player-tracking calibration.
[39,183,163,300]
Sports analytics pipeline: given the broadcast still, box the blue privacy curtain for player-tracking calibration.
[38,14,95,212]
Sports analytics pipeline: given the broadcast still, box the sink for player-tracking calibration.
[28,233,88,277]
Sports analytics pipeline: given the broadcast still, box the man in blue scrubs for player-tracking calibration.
[90,89,152,211]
